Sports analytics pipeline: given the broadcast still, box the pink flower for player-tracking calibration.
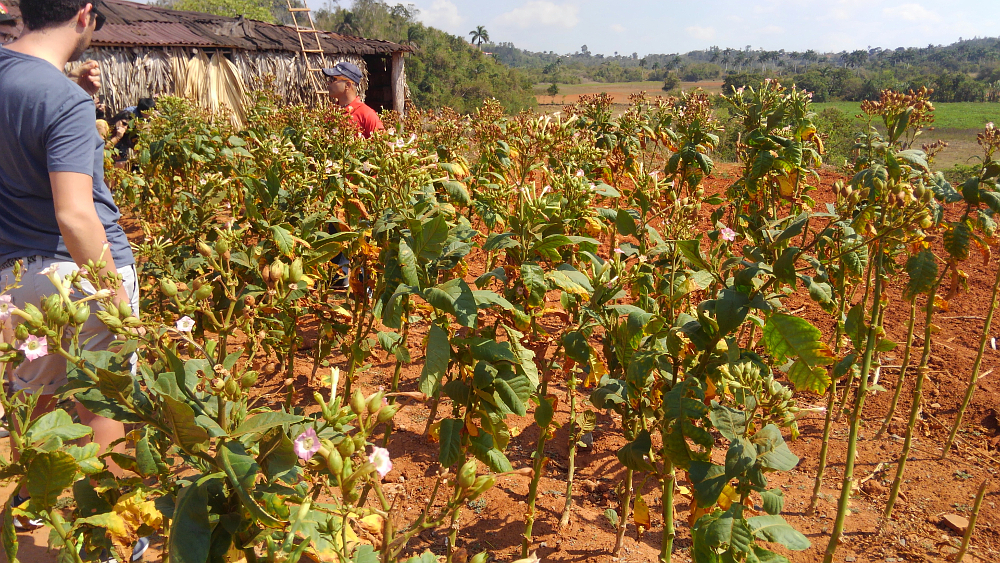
[176,316,195,332]
[0,295,11,321]
[720,227,737,242]
[575,169,585,177]
[369,446,392,479]
[20,334,48,362]
[293,428,321,461]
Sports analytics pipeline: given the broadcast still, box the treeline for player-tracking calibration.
[495,37,1000,102]
[312,0,535,113]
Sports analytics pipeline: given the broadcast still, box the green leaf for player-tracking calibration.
[438,418,463,467]
[705,505,753,554]
[714,289,751,335]
[66,443,104,476]
[469,432,512,472]
[230,412,305,438]
[24,410,91,447]
[904,249,938,298]
[772,213,810,247]
[502,324,539,388]
[26,451,78,510]
[563,331,591,364]
[760,489,784,515]
[169,478,213,563]
[943,221,972,261]
[494,373,531,416]
[725,437,757,479]
[162,396,210,455]
[420,324,450,396]
[748,515,810,550]
[398,239,419,287]
[443,180,471,206]
[763,314,834,393]
[748,546,791,563]
[773,247,799,286]
[482,232,521,251]
[2,495,17,563]
[270,225,294,256]
[678,239,711,271]
[751,424,799,471]
[218,440,284,528]
[469,339,518,364]
[521,263,546,308]
[845,304,866,351]
[617,430,655,472]
[534,395,555,428]
[690,461,729,508]
[710,401,748,441]
[411,215,449,261]
[615,209,637,236]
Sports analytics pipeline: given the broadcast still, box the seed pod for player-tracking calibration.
[289,258,303,283]
[458,459,477,489]
[118,300,133,318]
[337,436,355,458]
[920,215,933,229]
[197,241,213,258]
[14,324,29,341]
[913,184,926,200]
[270,259,286,283]
[467,475,496,500]
[73,304,91,325]
[261,265,272,285]
[240,370,259,389]
[350,389,366,416]
[352,434,365,454]
[194,283,213,301]
[921,189,933,203]
[376,403,399,424]
[224,378,239,397]
[210,378,226,393]
[160,278,178,297]
[215,239,230,256]
[42,294,61,316]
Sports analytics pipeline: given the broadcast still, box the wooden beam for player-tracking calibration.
[391,51,406,118]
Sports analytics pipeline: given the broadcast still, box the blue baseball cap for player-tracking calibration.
[322,62,362,84]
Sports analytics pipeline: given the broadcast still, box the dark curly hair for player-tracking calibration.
[19,0,101,31]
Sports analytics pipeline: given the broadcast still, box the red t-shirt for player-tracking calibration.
[346,98,384,139]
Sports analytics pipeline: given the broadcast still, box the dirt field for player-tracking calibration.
[5,164,1000,563]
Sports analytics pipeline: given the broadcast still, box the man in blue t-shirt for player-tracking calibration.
[0,2,147,556]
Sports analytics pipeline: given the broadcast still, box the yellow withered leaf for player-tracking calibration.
[716,484,740,510]
[358,514,384,534]
[633,494,651,533]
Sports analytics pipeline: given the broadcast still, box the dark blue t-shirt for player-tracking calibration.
[0,47,133,267]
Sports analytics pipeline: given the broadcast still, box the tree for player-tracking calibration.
[469,26,490,49]
[336,11,357,35]
[546,83,559,98]
[169,0,275,22]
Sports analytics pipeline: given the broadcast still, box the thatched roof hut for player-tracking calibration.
[3,0,412,124]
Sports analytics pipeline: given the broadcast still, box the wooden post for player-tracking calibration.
[391,51,406,118]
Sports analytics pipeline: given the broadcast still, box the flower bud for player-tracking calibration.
[350,389,366,416]
[352,434,365,453]
[118,300,133,319]
[337,436,355,458]
[326,444,344,476]
[467,475,496,500]
[366,392,383,415]
[14,324,29,341]
[458,459,477,489]
[42,294,61,316]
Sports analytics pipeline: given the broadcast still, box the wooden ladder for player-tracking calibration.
[285,0,329,97]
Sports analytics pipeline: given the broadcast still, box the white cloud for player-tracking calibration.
[883,3,940,22]
[685,26,716,40]
[611,23,626,33]
[419,0,464,30]
[760,25,785,35]
[495,1,580,30]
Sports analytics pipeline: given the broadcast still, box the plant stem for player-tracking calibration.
[807,379,837,515]
[822,241,884,563]
[613,468,634,556]
[875,297,918,439]
[885,289,937,520]
[659,419,675,563]
[521,368,552,557]
[560,373,578,528]
[955,478,989,563]
[942,261,1000,458]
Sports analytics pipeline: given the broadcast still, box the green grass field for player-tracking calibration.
[813,101,999,130]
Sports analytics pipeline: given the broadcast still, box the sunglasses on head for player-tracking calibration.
[92,7,105,31]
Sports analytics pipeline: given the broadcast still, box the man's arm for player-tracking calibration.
[50,171,128,305]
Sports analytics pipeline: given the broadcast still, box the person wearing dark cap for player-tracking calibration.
[323,61,384,139]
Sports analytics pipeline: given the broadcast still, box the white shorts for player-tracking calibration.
[0,257,139,395]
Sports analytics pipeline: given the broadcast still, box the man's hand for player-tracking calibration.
[70,61,102,96]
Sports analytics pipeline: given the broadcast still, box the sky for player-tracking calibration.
[134,0,1000,56]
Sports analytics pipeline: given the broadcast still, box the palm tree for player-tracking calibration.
[404,25,424,49]
[468,26,489,49]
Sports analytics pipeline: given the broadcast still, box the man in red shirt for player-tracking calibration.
[323,62,384,139]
